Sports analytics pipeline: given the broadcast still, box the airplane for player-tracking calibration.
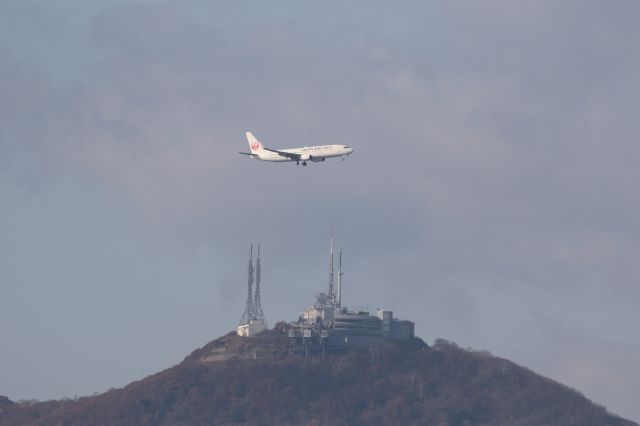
[239,132,353,166]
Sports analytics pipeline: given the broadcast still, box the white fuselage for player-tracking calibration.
[242,132,353,165]
[258,145,353,162]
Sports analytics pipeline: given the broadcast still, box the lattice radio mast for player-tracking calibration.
[329,231,335,305]
[240,244,254,324]
[252,243,265,321]
[337,248,343,308]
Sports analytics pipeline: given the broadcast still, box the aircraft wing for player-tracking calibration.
[262,147,301,160]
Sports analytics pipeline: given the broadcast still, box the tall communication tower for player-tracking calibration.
[240,245,254,324]
[252,244,265,321]
[328,232,335,305]
[337,248,343,308]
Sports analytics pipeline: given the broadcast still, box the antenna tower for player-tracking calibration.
[240,245,254,324]
[328,230,335,305]
[337,248,343,308]
[252,243,265,321]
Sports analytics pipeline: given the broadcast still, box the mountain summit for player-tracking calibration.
[0,330,635,426]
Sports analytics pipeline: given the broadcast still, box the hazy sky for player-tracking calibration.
[1,0,639,422]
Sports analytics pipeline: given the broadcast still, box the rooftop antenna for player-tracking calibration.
[329,227,335,305]
[337,248,343,308]
[240,244,254,324]
[252,243,265,321]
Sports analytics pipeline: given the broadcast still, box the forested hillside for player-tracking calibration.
[1,333,635,426]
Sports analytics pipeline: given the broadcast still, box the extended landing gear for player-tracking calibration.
[295,160,308,166]
[302,161,307,166]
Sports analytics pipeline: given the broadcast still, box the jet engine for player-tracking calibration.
[310,156,326,162]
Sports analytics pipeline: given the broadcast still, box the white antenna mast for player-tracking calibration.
[329,227,334,305]
[337,248,343,308]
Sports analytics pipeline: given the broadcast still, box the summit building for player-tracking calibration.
[237,236,414,354]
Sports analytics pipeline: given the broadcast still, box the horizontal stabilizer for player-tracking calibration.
[239,152,258,159]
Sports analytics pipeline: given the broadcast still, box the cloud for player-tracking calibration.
[1,1,640,421]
